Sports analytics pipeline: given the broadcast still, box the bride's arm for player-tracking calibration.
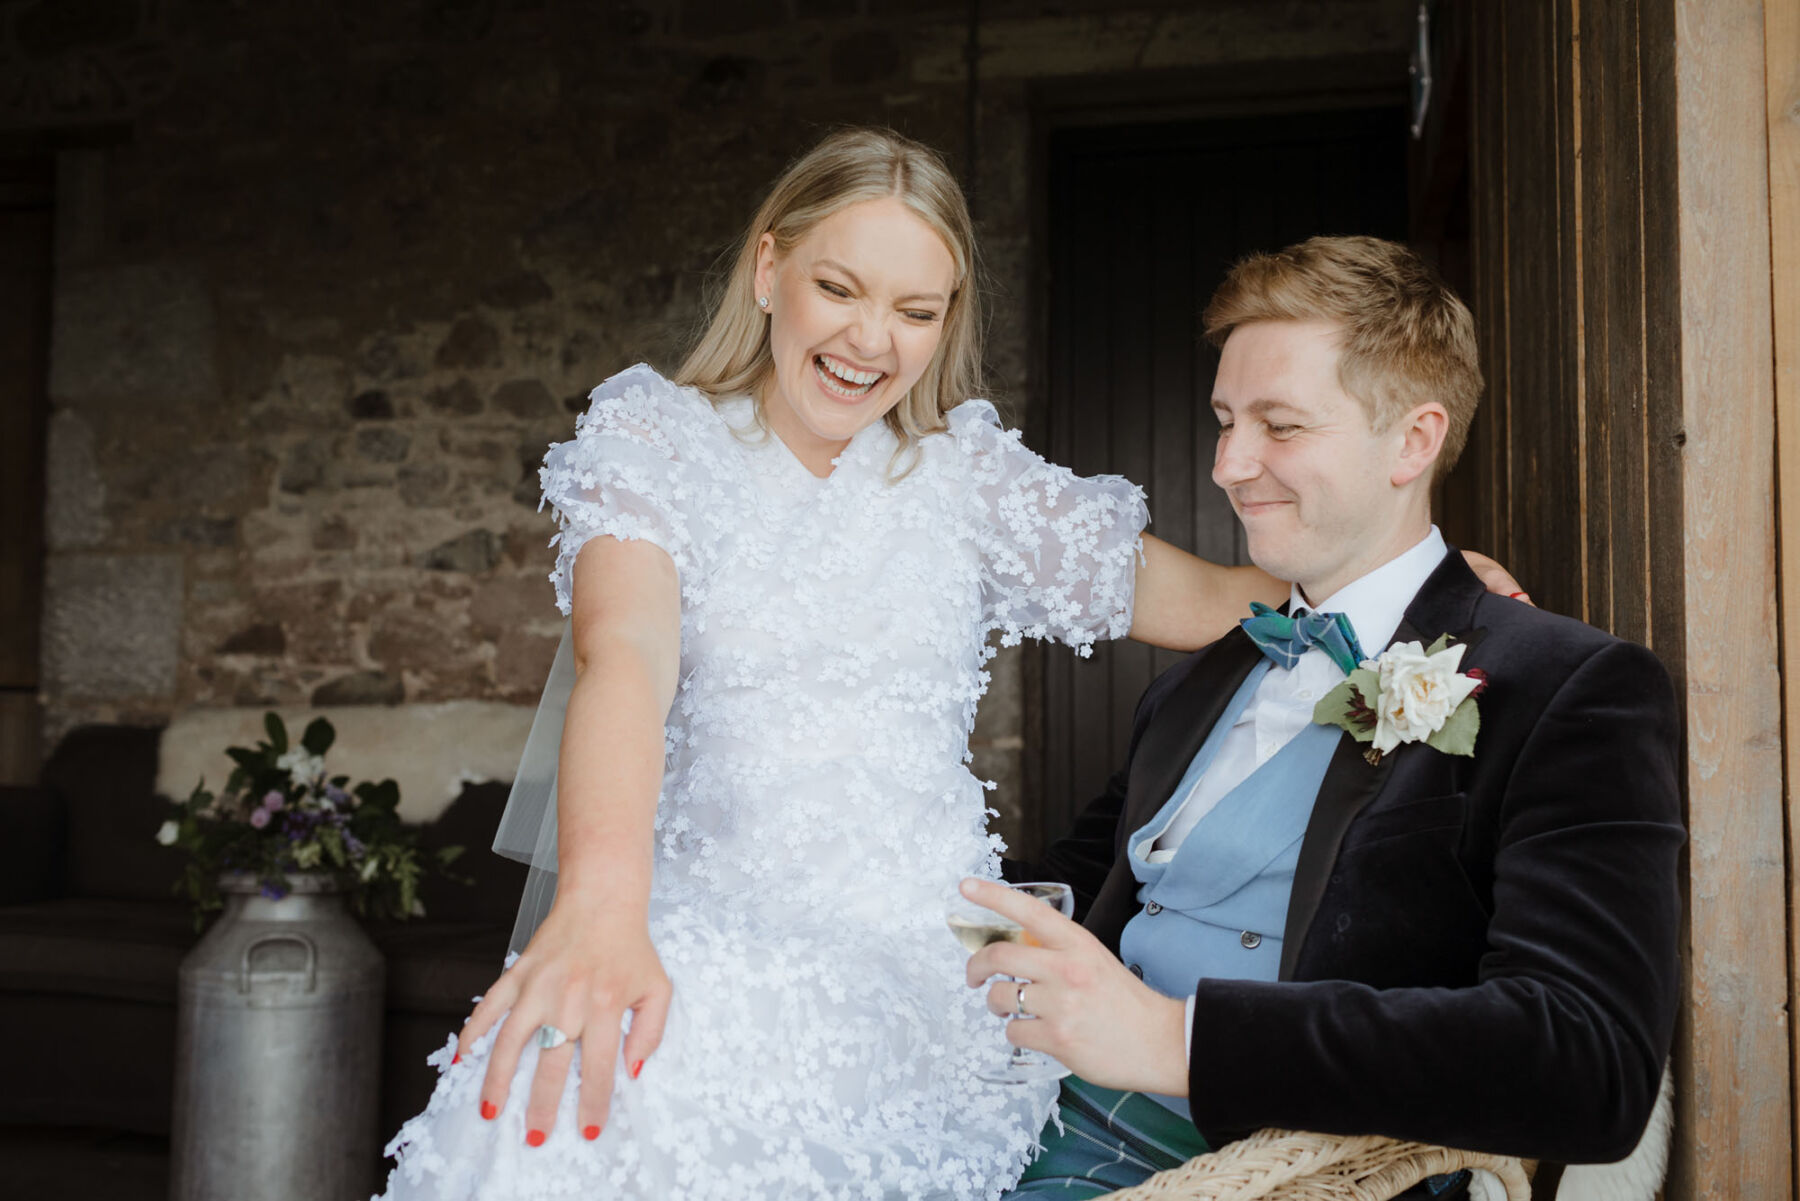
[459,536,681,1146]
[1126,535,1531,652]
[1126,533,1284,652]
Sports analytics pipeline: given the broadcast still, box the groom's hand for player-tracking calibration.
[960,878,1189,1097]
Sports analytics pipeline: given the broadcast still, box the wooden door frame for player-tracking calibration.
[1769,0,1800,1193]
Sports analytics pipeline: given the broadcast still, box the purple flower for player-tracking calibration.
[262,789,285,812]
[260,881,289,900]
[249,808,271,829]
[325,784,351,807]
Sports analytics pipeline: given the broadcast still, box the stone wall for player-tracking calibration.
[9,0,1414,837]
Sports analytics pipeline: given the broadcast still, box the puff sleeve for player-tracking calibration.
[949,400,1148,656]
[538,363,727,615]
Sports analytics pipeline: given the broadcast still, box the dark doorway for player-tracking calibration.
[1030,107,1409,852]
[0,156,53,784]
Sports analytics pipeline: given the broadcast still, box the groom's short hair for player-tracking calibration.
[1202,235,1483,482]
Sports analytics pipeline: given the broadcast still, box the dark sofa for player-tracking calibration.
[0,725,527,1141]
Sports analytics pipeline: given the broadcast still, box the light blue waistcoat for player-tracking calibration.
[1120,661,1343,1116]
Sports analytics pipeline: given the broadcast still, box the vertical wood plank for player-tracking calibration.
[1503,0,1581,620]
[1466,2,1511,568]
[1767,0,1800,1189]
[1667,0,1790,1194]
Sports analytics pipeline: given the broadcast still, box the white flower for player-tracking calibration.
[1370,640,1482,754]
[156,819,180,846]
[275,749,327,781]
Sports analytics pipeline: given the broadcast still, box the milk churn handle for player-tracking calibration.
[239,933,319,994]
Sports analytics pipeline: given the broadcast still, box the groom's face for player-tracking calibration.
[1210,320,1408,602]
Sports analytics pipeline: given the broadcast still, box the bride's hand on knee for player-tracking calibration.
[457,899,672,1146]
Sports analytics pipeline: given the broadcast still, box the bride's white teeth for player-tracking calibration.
[819,354,884,387]
[814,356,883,397]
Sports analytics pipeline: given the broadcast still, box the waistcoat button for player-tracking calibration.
[1240,930,1262,949]
[1145,901,1163,915]
[1129,963,1144,979]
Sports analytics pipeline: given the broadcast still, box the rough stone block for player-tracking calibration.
[493,378,556,418]
[45,409,109,549]
[279,436,333,493]
[495,628,560,696]
[424,528,502,574]
[348,389,395,420]
[434,317,502,369]
[43,553,184,699]
[356,427,412,463]
[424,378,483,415]
[470,573,556,638]
[217,623,286,656]
[480,271,554,309]
[51,262,218,404]
[399,462,453,507]
[152,515,238,547]
[311,671,406,707]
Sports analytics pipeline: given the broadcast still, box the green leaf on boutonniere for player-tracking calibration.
[1425,633,1457,656]
[1313,667,1381,744]
[1425,694,1481,757]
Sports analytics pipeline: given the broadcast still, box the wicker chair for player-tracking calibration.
[1095,1128,1532,1201]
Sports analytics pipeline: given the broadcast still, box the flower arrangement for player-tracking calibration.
[1313,635,1486,764]
[157,712,462,926]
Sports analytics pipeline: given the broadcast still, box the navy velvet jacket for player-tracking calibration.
[1018,551,1684,1163]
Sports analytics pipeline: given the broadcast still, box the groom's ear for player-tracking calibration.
[1389,402,1449,488]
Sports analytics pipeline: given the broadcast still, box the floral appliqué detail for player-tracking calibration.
[1313,634,1486,765]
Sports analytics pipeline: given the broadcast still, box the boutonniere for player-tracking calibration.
[1312,635,1486,765]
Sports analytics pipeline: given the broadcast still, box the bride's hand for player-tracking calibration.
[1462,549,1532,605]
[458,897,672,1145]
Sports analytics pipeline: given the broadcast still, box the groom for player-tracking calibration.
[972,236,1683,1198]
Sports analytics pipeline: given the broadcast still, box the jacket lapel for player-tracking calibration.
[1277,551,1490,980]
[1124,627,1265,837]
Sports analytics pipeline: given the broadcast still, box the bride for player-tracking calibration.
[375,128,1513,1200]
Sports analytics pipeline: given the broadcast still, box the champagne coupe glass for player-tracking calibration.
[945,881,1075,1084]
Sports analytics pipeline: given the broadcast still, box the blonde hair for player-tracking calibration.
[674,127,983,453]
[1202,235,1483,482]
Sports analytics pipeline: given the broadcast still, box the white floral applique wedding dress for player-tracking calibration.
[376,363,1147,1201]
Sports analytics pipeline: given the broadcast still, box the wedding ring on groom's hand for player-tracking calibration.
[536,1024,571,1050]
[1014,982,1032,1020]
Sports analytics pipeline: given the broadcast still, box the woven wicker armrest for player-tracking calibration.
[1095,1127,1532,1201]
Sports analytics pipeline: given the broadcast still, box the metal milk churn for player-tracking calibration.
[171,872,385,1201]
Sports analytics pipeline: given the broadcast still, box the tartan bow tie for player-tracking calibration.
[1240,602,1367,676]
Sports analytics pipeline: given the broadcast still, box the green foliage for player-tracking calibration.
[159,712,464,927]
[1426,696,1481,757]
[1312,671,1380,744]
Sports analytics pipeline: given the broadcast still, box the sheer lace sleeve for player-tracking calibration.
[949,400,1148,656]
[538,363,727,615]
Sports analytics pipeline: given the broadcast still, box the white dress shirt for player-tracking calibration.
[1164,526,1449,1057]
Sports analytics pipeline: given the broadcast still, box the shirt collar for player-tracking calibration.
[1287,526,1449,657]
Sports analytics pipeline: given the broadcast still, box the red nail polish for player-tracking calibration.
[451,1053,461,1065]
[583,1124,601,1141]
[630,1059,644,1080]
[526,1129,546,1148]
[480,1100,497,1120]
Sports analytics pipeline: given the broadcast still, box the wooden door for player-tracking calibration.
[0,157,52,785]
[1032,108,1409,852]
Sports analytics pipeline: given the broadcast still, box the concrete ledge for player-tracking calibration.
[155,702,536,823]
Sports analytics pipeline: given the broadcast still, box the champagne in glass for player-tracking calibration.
[945,914,1025,954]
[945,881,1074,1085]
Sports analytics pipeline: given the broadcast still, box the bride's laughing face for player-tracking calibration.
[753,196,957,474]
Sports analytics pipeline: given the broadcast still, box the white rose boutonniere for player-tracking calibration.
[1312,635,1486,764]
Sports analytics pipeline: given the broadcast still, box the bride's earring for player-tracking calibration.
[757,296,770,311]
